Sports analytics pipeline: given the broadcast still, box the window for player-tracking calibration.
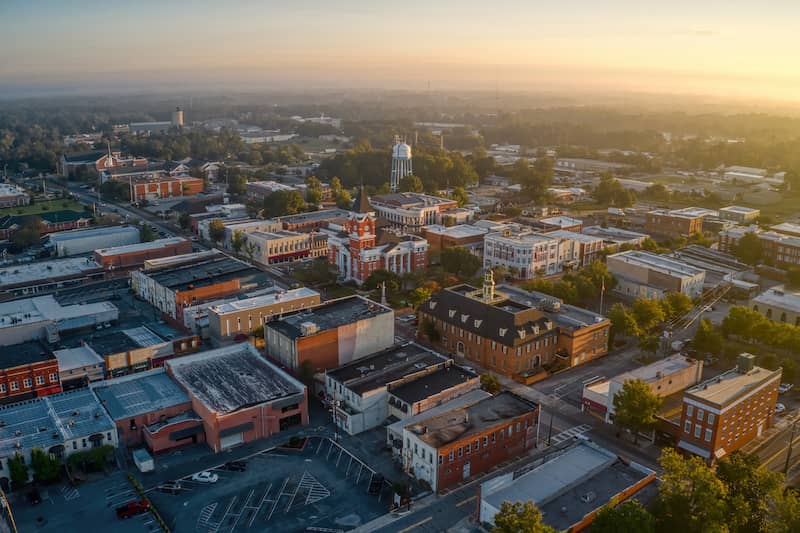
[0,384,4,393]
[35,376,44,386]
[9,381,18,391]
[707,413,715,425]
[508,425,513,437]
[684,420,692,433]
[23,378,32,388]
[500,429,505,439]
[438,455,443,465]
[694,424,701,438]
[474,439,479,450]
[466,443,471,454]
[491,432,496,443]
[483,436,488,447]
[705,429,713,442]
[73,441,77,450]
[449,450,454,462]
[697,409,704,422]
[458,447,463,458]
[686,405,694,418]
[82,438,87,448]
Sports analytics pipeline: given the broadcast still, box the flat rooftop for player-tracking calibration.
[614,354,697,384]
[266,296,391,341]
[482,440,653,532]
[581,225,648,243]
[249,230,303,241]
[48,225,139,243]
[486,231,556,245]
[387,389,491,437]
[772,222,800,237]
[0,341,55,369]
[388,364,477,405]
[539,216,583,227]
[0,295,117,332]
[752,286,800,313]
[210,287,319,316]
[87,326,165,355]
[54,345,103,373]
[0,388,115,459]
[607,250,705,279]
[0,257,102,286]
[148,255,260,291]
[94,237,188,257]
[685,364,781,407]
[499,285,608,331]
[422,224,488,239]
[166,344,304,415]
[720,205,759,214]
[278,208,350,224]
[372,192,454,208]
[411,391,537,448]
[328,343,447,395]
[92,368,190,421]
[545,229,603,244]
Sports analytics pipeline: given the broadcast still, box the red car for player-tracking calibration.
[116,499,150,519]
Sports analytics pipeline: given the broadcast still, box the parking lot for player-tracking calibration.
[149,437,391,532]
[14,471,159,533]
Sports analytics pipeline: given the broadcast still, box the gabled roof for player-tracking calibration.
[62,150,106,163]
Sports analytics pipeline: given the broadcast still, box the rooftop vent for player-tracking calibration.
[737,353,756,374]
[299,321,319,337]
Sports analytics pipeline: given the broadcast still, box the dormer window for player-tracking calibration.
[499,328,507,337]
[449,309,457,318]
[474,319,483,328]
[518,330,526,339]
[429,301,437,310]
[461,314,469,323]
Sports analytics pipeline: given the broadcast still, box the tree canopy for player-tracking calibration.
[440,247,481,279]
[731,232,763,266]
[612,378,662,443]
[592,500,655,533]
[492,501,556,533]
[208,219,226,243]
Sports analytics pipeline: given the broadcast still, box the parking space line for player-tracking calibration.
[267,477,290,522]
[228,489,253,531]
[247,484,272,527]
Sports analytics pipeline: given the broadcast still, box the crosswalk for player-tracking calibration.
[60,485,80,501]
[550,424,592,445]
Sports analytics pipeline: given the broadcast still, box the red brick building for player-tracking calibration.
[677,353,781,464]
[402,391,538,492]
[130,176,204,203]
[0,341,62,404]
[165,344,309,452]
[94,237,193,270]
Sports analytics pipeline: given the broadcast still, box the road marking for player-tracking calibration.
[456,495,476,507]
[762,433,800,467]
[550,424,592,445]
[60,486,80,501]
[398,516,432,532]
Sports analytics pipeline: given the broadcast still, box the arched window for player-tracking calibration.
[457,342,465,356]
[533,355,541,368]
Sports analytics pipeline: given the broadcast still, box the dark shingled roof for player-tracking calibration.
[421,285,554,346]
[62,150,106,163]
[388,364,478,405]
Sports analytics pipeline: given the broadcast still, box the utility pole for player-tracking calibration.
[785,420,798,474]
[547,412,554,447]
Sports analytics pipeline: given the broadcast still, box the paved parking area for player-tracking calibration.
[149,437,391,532]
[14,471,159,533]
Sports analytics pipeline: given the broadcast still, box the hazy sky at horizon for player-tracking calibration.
[2,0,799,101]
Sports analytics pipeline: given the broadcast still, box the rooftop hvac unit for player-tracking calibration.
[299,321,319,336]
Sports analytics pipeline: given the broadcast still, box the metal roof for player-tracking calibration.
[92,368,190,421]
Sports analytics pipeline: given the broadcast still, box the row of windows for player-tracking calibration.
[437,420,530,465]
[684,420,714,442]
[0,373,58,393]
[685,405,716,426]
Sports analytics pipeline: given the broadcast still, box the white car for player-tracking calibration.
[775,403,787,414]
[779,383,794,394]
[191,471,219,483]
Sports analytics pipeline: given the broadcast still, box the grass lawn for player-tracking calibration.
[0,199,86,217]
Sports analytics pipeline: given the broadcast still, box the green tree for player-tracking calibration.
[30,448,61,484]
[11,217,45,251]
[139,224,156,243]
[208,219,226,244]
[480,373,502,395]
[592,500,655,533]
[231,229,245,254]
[306,187,323,206]
[408,287,432,308]
[594,173,636,207]
[661,292,693,321]
[451,186,469,207]
[226,167,247,195]
[440,247,481,278]
[693,318,723,355]
[612,378,662,444]
[8,453,28,488]
[421,317,440,342]
[769,489,800,533]
[364,269,400,292]
[732,232,763,265]
[335,189,352,209]
[330,176,343,194]
[608,303,641,339]
[178,211,191,230]
[632,298,666,331]
[399,175,424,193]
[653,448,728,533]
[716,452,783,533]
[492,501,556,533]
[639,334,660,355]
[261,189,307,218]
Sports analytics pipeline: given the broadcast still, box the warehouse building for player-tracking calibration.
[165,344,308,452]
[266,295,394,373]
[209,287,320,340]
[45,225,140,257]
[0,257,105,299]
[750,285,800,326]
[718,206,760,224]
[606,250,706,299]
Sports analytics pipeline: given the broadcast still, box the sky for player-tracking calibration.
[1,0,799,102]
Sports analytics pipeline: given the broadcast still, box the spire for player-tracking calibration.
[353,184,372,214]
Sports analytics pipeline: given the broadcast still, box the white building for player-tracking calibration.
[0,183,30,208]
[46,225,140,257]
[483,230,560,278]
[369,192,459,233]
[606,250,706,299]
[718,206,761,224]
[723,166,785,185]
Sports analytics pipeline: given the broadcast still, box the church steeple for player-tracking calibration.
[353,184,372,214]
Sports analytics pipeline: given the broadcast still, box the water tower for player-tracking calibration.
[390,136,413,192]
[171,106,184,128]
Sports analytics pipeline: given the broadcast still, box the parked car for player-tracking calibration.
[116,499,150,519]
[779,383,794,394]
[191,471,219,483]
[776,403,787,414]
[221,461,247,472]
[157,481,182,494]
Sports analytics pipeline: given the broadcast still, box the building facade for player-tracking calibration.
[606,250,706,299]
[644,208,704,238]
[483,230,560,279]
[93,237,193,270]
[750,286,800,326]
[369,192,460,233]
